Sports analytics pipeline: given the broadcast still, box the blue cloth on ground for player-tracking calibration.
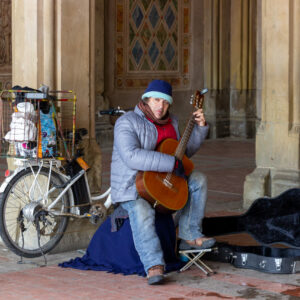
[59,211,183,276]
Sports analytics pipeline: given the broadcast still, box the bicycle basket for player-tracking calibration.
[0,88,77,160]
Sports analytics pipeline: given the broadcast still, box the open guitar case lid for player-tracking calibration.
[201,188,300,274]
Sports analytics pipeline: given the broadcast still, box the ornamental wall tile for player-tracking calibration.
[115,0,190,89]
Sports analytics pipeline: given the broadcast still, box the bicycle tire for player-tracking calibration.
[0,166,70,258]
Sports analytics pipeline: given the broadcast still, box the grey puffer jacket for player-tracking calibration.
[110,105,209,203]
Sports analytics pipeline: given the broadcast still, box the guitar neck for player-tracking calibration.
[174,89,205,160]
[174,116,195,160]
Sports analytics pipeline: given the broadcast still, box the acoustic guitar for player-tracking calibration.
[136,89,208,213]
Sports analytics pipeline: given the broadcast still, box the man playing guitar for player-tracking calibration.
[110,80,215,285]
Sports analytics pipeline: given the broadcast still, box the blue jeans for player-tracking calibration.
[120,171,207,274]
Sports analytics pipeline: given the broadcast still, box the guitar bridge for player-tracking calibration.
[163,178,173,188]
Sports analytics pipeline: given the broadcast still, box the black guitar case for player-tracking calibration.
[204,243,300,274]
[202,188,300,273]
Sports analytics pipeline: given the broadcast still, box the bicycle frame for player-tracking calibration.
[47,168,112,214]
[1,158,112,218]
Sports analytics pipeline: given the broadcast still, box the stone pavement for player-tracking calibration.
[0,139,299,300]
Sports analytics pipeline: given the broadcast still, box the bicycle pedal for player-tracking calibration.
[89,203,107,218]
[89,214,100,225]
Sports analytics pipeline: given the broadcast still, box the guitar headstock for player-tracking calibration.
[190,88,208,109]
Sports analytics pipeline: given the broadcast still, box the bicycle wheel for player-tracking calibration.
[0,166,70,258]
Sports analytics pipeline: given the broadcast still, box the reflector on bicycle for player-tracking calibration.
[76,157,90,171]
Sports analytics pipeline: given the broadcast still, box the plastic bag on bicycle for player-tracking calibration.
[65,158,91,214]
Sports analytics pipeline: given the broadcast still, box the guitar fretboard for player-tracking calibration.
[174,90,204,160]
[174,117,196,160]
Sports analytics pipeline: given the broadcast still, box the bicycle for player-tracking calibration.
[0,86,125,261]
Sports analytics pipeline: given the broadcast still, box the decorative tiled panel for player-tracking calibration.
[115,0,191,89]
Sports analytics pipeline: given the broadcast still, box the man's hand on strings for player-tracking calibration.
[193,109,206,126]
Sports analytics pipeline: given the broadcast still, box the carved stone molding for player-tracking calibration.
[0,0,12,90]
[257,121,266,134]
[0,0,12,67]
[289,124,300,135]
[0,75,11,90]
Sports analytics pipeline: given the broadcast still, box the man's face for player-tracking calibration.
[147,97,170,119]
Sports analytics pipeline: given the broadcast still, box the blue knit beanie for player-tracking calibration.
[142,80,173,104]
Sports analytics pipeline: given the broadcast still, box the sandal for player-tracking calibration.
[147,265,164,285]
[179,237,216,250]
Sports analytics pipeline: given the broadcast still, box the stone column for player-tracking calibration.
[11,0,106,252]
[12,0,100,134]
[243,0,300,208]
[202,0,258,138]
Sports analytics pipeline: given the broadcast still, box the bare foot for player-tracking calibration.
[185,237,214,247]
[180,237,216,250]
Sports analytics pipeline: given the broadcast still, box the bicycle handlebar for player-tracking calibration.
[98,107,126,117]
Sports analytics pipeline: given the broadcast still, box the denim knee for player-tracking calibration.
[188,171,207,193]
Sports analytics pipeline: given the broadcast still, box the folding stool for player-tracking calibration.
[179,248,216,276]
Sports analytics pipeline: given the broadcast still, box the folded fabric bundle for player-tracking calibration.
[10,118,36,130]
[5,102,37,142]
[17,102,35,114]
[12,111,36,122]
[5,125,37,141]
